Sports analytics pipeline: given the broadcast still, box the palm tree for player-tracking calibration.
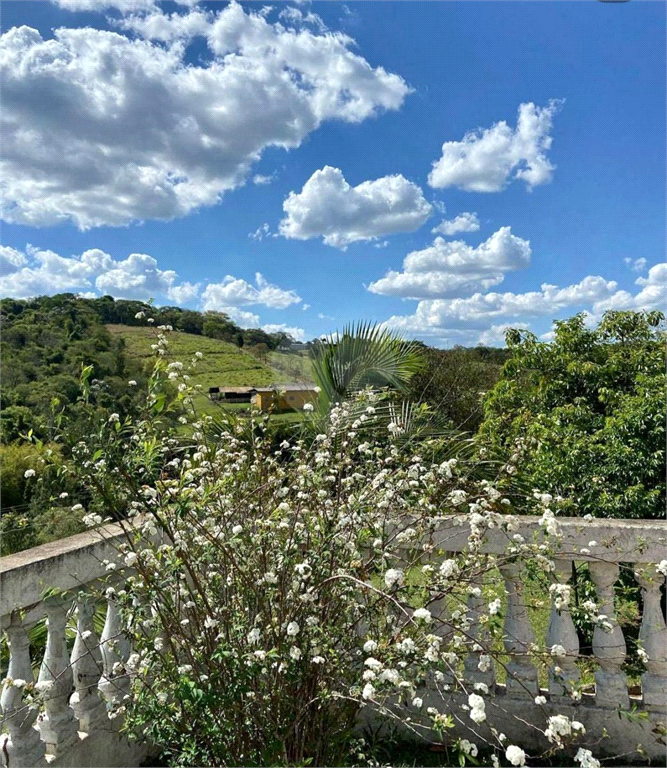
[310,321,424,410]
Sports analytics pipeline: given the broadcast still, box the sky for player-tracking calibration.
[0,0,665,345]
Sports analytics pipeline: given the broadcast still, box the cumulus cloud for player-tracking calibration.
[279,166,433,248]
[428,101,562,192]
[0,245,28,275]
[200,273,301,313]
[431,212,480,236]
[262,323,306,341]
[1,2,410,228]
[367,227,531,299]
[592,262,667,315]
[381,275,620,346]
[623,257,647,273]
[0,246,303,332]
[0,244,190,301]
[53,0,158,11]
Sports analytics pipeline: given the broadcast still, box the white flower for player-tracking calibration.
[128,380,137,386]
[11,678,26,689]
[154,638,164,651]
[71,503,83,512]
[134,311,145,319]
[657,560,667,577]
[303,403,314,412]
[384,568,404,589]
[534,695,547,705]
[177,665,192,675]
[478,654,492,672]
[247,628,261,645]
[413,608,432,623]
[439,559,459,579]
[253,650,266,661]
[545,714,585,745]
[362,683,375,700]
[124,552,138,567]
[34,680,54,694]
[363,640,378,654]
[156,692,168,705]
[364,657,383,671]
[412,697,423,709]
[264,572,278,585]
[286,621,300,637]
[575,748,600,768]
[550,644,567,657]
[488,598,502,615]
[289,646,302,661]
[459,740,478,757]
[468,693,486,724]
[232,525,243,535]
[23,469,36,479]
[311,656,325,664]
[505,745,526,766]
[204,617,218,629]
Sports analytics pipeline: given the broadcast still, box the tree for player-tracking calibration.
[310,322,424,408]
[407,346,508,433]
[479,311,666,519]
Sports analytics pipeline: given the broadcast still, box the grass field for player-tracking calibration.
[107,325,314,418]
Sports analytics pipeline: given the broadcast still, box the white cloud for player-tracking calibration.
[200,272,301,313]
[262,323,306,341]
[623,257,647,273]
[302,303,310,311]
[592,262,667,315]
[0,245,28,275]
[252,173,276,186]
[249,223,271,241]
[367,227,531,299]
[428,101,562,192]
[1,3,410,228]
[224,307,260,328]
[381,275,619,346]
[53,0,158,11]
[477,323,530,346]
[279,166,432,248]
[278,6,327,32]
[0,244,194,301]
[431,212,480,236]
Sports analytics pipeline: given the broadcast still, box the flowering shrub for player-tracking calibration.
[58,331,606,767]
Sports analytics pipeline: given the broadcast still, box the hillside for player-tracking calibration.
[106,324,275,389]
[107,325,314,386]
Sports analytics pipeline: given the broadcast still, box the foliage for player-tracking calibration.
[479,311,666,519]
[408,345,509,433]
[38,338,610,768]
[310,322,425,410]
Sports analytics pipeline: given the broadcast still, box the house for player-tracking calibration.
[208,386,257,403]
[251,383,318,411]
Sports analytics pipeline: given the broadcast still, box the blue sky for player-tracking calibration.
[1,0,664,345]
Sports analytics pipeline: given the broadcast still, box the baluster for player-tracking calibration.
[70,595,106,732]
[463,590,495,689]
[37,597,79,756]
[499,561,539,697]
[99,591,132,712]
[0,615,47,767]
[545,559,580,698]
[589,561,629,708]
[429,595,456,687]
[634,564,667,710]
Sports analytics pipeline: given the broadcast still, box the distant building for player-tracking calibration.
[251,383,318,411]
[276,340,309,352]
[208,386,257,403]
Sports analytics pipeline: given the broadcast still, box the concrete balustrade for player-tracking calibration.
[1,517,666,766]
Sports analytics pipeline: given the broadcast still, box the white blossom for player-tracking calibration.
[505,745,527,766]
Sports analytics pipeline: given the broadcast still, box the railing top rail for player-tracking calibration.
[0,523,127,618]
[430,515,667,564]
[1,515,665,617]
